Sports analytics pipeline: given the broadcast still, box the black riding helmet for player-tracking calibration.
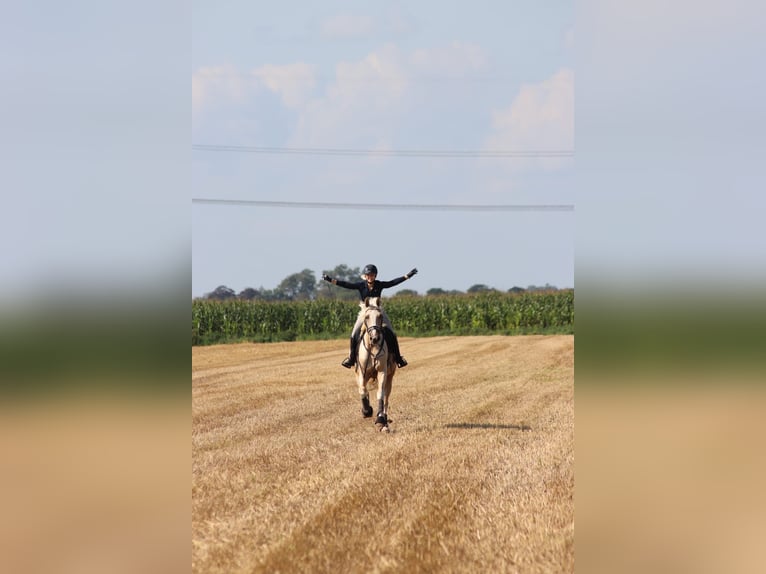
[362,264,378,276]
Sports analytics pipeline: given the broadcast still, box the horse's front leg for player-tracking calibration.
[357,372,373,418]
[375,368,389,428]
[383,372,392,417]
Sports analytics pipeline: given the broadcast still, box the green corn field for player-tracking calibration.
[192,290,574,345]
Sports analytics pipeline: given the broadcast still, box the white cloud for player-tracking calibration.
[290,44,408,148]
[192,62,316,118]
[252,63,316,108]
[192,64,256,117]
[290,43,488,148]
[320,13,374,39]
[484,68,574,171]
[193,42,490,145]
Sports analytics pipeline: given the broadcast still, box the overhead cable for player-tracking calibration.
[192,144,574,158]
[191,198,574,212]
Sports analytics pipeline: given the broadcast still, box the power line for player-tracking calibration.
[192,144,574,158]
[191,198,574,212]
[193,71,526,84]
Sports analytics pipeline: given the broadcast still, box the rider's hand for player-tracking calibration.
[407,268,418,278]
[322,274,332,282]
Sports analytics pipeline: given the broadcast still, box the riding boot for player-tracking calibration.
[341,334,357,368]
[384,327,408,368]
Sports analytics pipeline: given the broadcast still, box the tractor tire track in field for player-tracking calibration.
[193,335,574,573]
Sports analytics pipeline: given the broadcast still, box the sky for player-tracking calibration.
[192,2,575,297]
[1,1,761,304]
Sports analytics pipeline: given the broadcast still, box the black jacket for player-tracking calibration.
[333,276,407,300]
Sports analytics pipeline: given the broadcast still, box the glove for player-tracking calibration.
[322,274,332,282]
[407,268,418,277]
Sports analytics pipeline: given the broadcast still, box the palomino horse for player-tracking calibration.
[355,297,396,432]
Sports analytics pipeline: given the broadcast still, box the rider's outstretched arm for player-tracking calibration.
[323,274,361,290]
[378,268,418,288]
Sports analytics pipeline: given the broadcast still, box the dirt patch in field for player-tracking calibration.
[193,335,574,573]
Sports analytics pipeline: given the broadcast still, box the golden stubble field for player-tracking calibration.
[192,335,574,573]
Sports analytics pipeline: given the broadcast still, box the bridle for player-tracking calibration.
[361,307,385,359]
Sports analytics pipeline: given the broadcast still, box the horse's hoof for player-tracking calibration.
[375,414,388,426]
[362,406,373,418]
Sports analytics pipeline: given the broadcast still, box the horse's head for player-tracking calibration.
[362,297,384,346]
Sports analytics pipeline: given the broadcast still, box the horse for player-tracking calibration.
[354,297,397,432]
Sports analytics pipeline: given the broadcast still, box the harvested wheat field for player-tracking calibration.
[192,335,574,574]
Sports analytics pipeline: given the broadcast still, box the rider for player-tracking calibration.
[322,264,418,369]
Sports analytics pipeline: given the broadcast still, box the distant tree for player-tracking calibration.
[258,288,281,302]
[508,286,525,294]
[392,289,419,298]
[426,288,449,296]
[238,287,261,300]
[206,285,236,300]
[277,269,317,301]
[526,283,558,292]
[467,284,493,294]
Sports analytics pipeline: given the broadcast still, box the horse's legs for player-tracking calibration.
[384,372,392,416]
[379,370,394,424]
[361,395,373,418]
[375,370,389,426]
[358,375,373,417]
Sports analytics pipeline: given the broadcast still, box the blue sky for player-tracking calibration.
[2,1,761,303]
[192,2,575,296]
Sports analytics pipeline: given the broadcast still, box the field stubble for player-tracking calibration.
[192,335,574,573]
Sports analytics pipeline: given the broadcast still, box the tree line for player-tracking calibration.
[198,264,564,302]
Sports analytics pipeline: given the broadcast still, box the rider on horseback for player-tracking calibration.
[322,264,418,369]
